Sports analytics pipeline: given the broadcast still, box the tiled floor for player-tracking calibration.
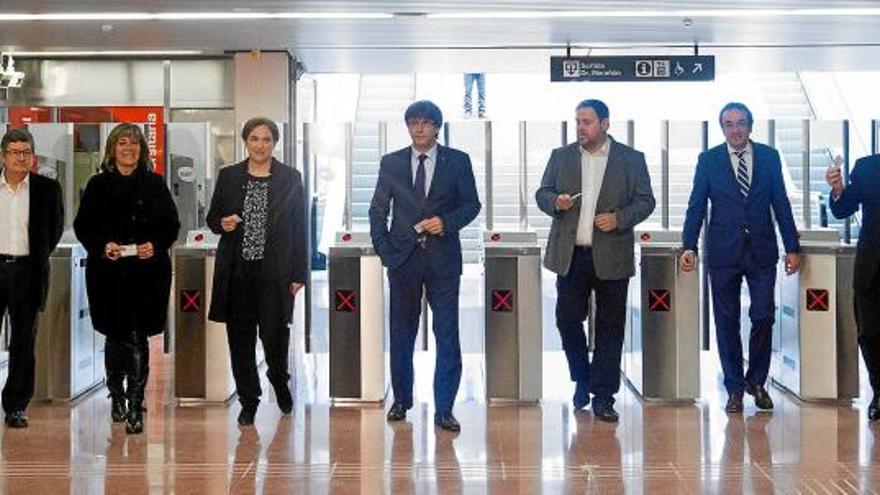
[1,337,880,494]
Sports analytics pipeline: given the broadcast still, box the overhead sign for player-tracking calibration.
[551,55,715,82]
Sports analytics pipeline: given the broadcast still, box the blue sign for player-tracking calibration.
[551,55,715,82]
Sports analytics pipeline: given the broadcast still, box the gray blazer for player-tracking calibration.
[536,138,656,279]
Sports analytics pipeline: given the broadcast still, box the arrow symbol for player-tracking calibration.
[693,63,703,74]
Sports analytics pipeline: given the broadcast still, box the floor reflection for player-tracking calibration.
[0,342,879,492]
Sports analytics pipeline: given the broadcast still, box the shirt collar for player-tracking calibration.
[0,169,30,192]
[579,137,610,158]
[412,143,438,163]
[727,141,753,157]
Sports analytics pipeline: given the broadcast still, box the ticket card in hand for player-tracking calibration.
[118,244,138,258]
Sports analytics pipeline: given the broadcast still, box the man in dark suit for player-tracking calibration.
[827,155,880,421]
[0,128,63,428]
[369,100,481,432]
[681,102,800,413]
[536,99,655,422]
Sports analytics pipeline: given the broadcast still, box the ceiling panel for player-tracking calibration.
[1,1,880,72]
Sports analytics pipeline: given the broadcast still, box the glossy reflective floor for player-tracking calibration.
[2,338,880,494]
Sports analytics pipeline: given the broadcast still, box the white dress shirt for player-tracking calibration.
[0,170,30,256]
[411,144,438,193]
[576,139,610,246]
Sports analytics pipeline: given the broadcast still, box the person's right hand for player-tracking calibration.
[825,158,844,197]
[679,250,697,272]
[221,214,242,233]
[555,193,574,211]
[104,242,121,261]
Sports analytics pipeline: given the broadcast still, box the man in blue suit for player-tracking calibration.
[827,155,880,421]
[681,102,800,413]
[369,100,481,432]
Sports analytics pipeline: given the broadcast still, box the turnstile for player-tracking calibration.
[34,238,105,401]
[173,232,236,404]
[483,231,542,402]
[773,229,858,401]
[624,230,700,401]
[328,232,386,402]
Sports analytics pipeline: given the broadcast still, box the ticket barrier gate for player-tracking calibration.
[624,230,700,401]
[34,239,105,401]
[772,229,858,401]
[328,232,386,402]
[173,231,236,404]
[483,231,542,402]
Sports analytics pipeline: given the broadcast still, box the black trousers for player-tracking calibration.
[555,247,629,407]
[104,330,150,403]
[0,260,38,414]
[226,260,291,409]
[855,252,880,395]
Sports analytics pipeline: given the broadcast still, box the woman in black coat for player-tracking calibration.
[74,123,180,434]
[206,117,306,427]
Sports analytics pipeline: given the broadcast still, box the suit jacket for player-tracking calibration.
[682,141,800,269]
[536,138,656,279]
[369,144,481,277]
[830,154,880,291]
[23,172,64,310]
[206,158,307,323]
[74,167,180,336]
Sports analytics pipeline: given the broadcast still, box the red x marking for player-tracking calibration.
[180,289,201,312]
[806,289,829,312]
[648,289,671,312]
[492,290,513,312]
[335,290,356,312]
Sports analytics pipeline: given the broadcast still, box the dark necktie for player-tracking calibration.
[735,150,749,197]
[415,154,427,201]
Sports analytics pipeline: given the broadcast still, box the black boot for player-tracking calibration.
[105,338,128,423]
[125,335,149,435]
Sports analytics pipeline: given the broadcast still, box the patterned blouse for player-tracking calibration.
[240,175,270,261]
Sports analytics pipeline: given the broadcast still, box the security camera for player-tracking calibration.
[0,71,24,88]
[0,54,25,88]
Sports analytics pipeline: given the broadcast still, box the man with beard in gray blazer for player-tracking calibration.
[536,99,655,422]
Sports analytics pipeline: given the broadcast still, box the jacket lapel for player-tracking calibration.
[427,145,446,199]
[595,138,619,211]
[716,146,743,199]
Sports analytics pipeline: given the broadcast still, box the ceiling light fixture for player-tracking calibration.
[0,12,393,21]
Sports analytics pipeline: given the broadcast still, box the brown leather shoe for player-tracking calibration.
[746,384,774,410]
[725,392,744,413]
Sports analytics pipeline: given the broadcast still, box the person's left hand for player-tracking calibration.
[137,242,155,260]
[422,216,444,235]
[785,253,800,275]
[594,212,618,232]
[290,282,304,296]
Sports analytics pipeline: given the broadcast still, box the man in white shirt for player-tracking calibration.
[536,99,656,422]
[0,128,63,428]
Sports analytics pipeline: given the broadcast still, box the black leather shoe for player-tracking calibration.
[725,392,744,413]
[434,412,461,432]
[238,406,257,427]
[386,402,408,422]
[125,401,144,434]
[4,411,27,428]
[111,398,127,423]
[746,384,774,410]
[592,404,619,423]
[276,386,293,415]
[573,381,590,410]
[868,395,880,422]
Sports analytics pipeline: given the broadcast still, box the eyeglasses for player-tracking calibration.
[4,149,33,159]
[721,120,750,130]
